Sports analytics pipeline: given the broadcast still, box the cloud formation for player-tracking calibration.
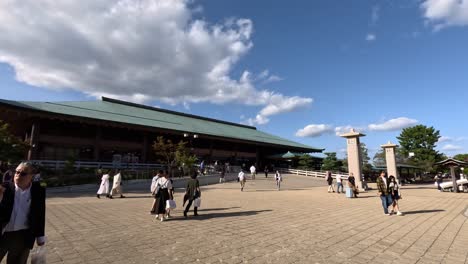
[441,144,463,151]
[295,124,333,137]
[366,34,376,41]
[421,0,468,30]
[438,136,466,143]
[368,117,418,131]
[335,126,366,136]
[0,0,311,124]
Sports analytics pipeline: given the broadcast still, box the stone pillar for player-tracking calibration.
[381,142,399,183]
[340,129,366,191]
[450,166,458,193]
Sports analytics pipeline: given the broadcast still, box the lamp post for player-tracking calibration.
[461,167,465,180]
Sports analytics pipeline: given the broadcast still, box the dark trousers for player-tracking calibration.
[0,230,31,264]
[184,199,198,215]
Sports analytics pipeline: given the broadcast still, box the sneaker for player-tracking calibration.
[97,194,100,199]
[389,210,395,215]
[165,214,170,219]
[384,213,391,216]
[160,216,164,222]
[396,211,403,216]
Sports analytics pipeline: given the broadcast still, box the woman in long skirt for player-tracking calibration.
[389,175,403,216]
[97,171,111,199]
[154,171,173,221]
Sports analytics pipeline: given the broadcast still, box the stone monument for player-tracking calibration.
[340,129,366,190]
[381,141,399,183]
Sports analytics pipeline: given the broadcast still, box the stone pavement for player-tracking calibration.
[5,174,468,264]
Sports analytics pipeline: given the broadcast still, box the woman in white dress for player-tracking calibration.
[97,171,111,199]
[109,169,125,198]
[154,171,173,221]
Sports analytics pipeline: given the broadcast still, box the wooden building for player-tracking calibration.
[0,97,323,167]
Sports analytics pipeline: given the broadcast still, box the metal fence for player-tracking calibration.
[277,168,349,179]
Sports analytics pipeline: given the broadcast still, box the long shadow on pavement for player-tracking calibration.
[403,209,445,215]
[168,209,273,221]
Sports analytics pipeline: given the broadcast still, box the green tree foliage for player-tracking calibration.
[372,147,407,167]
[298,154,314,169]
[397,125,442,172]
[453,154,468,162]
[321,152,342,171]
[0,120,28,163]
[152,136,196,176]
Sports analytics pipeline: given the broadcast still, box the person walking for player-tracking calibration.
[347,173,359,198]
[376,171,393,215]
[109,169,125,199]
[434,172,443,191]
[0,161,46,264]
[149,170,162,214]
[219,165,226,183]
[264,166,269,178]
[183,172,201,218]
[97,170,111,199]
[250,165,256,180]
[153,171,173,221]
[238,170,246,191]
[389,176,403,216]
[275,170,282,191]
[336,173,344,194]
[326,171,335,193]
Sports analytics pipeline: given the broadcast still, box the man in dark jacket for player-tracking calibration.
[376,171,392,215]
[0,161,46,264]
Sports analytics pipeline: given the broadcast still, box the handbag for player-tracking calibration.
[166,199,176,209]
[194,197,201,208]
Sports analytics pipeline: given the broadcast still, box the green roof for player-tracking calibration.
[0,97,323,152]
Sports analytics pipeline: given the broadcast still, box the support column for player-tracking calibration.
[142,133,148,163]
[450,166,458,193]
[340,129,366,191]
[27,122,40,160]
[94,127,101,161]
[381,142,399,183]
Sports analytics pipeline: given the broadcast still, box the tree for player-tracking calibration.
[372,147,407,167]
[0,120,28,163]
[397,125,442,172]
[321,152,342,171]
[152,136,196,176]
[298,154,314,169]
[453,154,468,162]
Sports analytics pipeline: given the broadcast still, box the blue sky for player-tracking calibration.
[1,0,468,160]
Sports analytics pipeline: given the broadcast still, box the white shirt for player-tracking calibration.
[150,175,160,192]
[275,172,282,181]
[155,177,172,189]
[336,174,342,183]
[382,177,387,188]
[4,184,31,232]
[250,166,256,173]
[238,171,245,180]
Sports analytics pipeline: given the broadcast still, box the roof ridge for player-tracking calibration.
[102,97,257,130]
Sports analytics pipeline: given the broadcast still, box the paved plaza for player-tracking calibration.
[10,174,468,264]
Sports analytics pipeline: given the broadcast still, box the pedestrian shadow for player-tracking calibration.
[403,209,445,215]
[169,209,272,221]
[198,207,241,211]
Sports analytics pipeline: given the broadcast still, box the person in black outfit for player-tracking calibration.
[0,161,46,264]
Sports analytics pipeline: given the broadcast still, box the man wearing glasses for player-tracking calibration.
[0,161,46,264]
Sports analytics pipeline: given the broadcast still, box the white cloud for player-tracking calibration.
[438,136,452,143]
[368,117,418,131]
[0,0,311,124]
[441,144,463,151]
[366,33,376,41]
[438,136,466,143]
[246,114,269,126]
[295,124,333,137]
[421,0,468,29]
[334,126,366,136]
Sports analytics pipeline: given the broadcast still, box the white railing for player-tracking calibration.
[277,168,349,179]
[29,160,165,171]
